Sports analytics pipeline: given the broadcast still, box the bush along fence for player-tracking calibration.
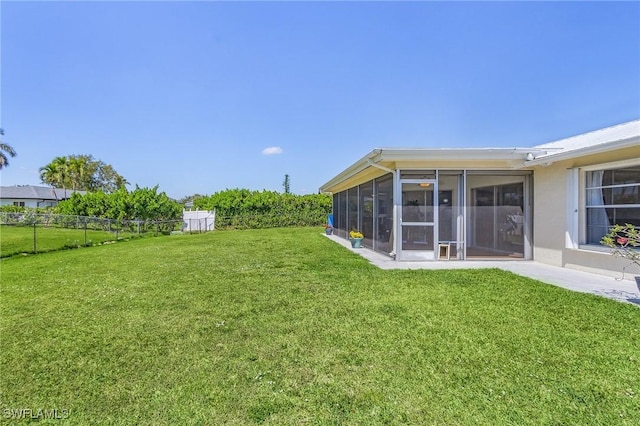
[193,190,332,229]
[0,212,183,258]
[213,211,328,230]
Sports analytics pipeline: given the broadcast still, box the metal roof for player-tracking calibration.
[524,119,640,165]
[0,185,84,200]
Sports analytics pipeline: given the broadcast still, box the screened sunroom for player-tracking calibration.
[320,149,537,261]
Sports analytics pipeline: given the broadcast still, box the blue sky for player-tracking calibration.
[1,1,639,199]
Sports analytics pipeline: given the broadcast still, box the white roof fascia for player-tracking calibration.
[523,119,640,166]
[319,147,533,192]
[373,147,534,161]
[319,150,381,193]
[523,135,640,167]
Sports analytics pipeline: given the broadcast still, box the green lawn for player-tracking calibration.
[1,227,638,424]
[0,225,139,258]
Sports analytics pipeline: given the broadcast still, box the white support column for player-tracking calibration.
[566,168,580,249]
[393,170,401,259]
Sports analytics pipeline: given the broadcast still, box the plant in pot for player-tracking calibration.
[325,224,333,235]
[349,230,364,248]
[600,223,640,291]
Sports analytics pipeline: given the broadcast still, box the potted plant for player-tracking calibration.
[600,223,640,291]
[325,224,333,235]
[349,230,364,248]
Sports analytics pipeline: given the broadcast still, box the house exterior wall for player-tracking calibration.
[531,165,566,267]
[0,199,46,208]
[533,145,640,277]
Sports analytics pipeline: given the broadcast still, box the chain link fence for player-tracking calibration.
[0,212,183,258]
[1,210,328,258]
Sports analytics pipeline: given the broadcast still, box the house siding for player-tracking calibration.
[0,199,40,208]
[533,146,640,277]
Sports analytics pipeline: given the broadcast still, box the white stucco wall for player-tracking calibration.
[0,199,41,208]
[532,165,567,267]
[532,145,640,278]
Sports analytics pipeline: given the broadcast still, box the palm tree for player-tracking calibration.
[40,156,69,188]
[0,128,17,170]
[67,155,87,190]
[40,154,128,192]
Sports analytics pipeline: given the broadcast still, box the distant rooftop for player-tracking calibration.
[0,185,85,200]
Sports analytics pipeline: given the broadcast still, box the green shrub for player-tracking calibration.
[193,189,331,229]
[56,186,181,221]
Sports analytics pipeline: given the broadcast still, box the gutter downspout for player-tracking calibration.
[367,158,397,259]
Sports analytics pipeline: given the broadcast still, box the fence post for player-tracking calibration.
[155,222,158,237]
[33,223,37,254]
[137,221,140,236]
[84,220,88,246]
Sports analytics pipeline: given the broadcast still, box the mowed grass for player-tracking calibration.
[1,228,639,425]
[0,225,137,258]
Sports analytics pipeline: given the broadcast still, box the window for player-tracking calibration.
[585,165,640,244]
[13,201,25,207]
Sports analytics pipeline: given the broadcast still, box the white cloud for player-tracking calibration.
[262,146,283,156]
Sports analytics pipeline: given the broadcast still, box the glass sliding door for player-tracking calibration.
[400,180,437,260]
[467,174,528,259]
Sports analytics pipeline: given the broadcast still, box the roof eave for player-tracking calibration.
[319,149,382,193]
[523,136,640,167]
[319,148,532,193]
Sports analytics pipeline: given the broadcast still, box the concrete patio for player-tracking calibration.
[325,234,640,306]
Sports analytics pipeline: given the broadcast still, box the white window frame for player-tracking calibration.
[575,159,640,251]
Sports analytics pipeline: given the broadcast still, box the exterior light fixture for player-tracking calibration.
[419,183,431,187]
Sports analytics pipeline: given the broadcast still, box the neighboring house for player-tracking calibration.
[319,119,640,278]
[0,185,84,208]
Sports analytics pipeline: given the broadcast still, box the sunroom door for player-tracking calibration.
[400,180,437,260]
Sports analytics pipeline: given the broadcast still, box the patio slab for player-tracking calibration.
[325,234,640,306]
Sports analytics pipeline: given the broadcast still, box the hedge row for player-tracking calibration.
[193,189,332,229]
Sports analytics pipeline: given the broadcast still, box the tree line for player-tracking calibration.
[39,155,128,192]
[4,147,331,228]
